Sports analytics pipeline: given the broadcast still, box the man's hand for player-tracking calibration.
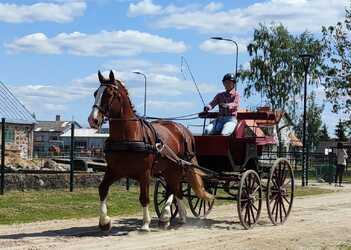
[220,103,230,109]
[203,106,210,112]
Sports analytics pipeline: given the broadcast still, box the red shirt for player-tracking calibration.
[207,89,240,116]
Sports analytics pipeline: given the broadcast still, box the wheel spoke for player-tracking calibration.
[281,199,287,217]
[252,185,260,195]
[282,195,291,205]
[252,203,258,212]
[250,205,256,223]
[203,200,207,215]
[198,200,203,215]
[275,199,279,222]
[282,179,291,188]
[269,193,278,205]
[279,201,283,223]
[247,206,251,225]
[194,198,200,209]
[157,197,167,206]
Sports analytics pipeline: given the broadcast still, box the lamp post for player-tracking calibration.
[210,37,239,80]
[299,54,314,187]
[133,71,147,117]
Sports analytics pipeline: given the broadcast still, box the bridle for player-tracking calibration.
[92,83,119,119]
[92,83,139,122]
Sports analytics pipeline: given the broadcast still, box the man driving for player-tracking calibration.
[204,73,240,135]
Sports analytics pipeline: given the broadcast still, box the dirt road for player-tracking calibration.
[1,183,351,250]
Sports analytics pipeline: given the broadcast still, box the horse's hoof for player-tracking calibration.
[179,218,187,224]
[158,220,170,230]
[140,224,150,232]
[99,220,112,232]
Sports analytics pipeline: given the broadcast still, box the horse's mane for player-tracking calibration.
[116,79,137,114]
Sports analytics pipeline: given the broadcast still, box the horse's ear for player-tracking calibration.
[109,70,115,83]
[98,70,105,83]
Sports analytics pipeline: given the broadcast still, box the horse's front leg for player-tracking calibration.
[98,173,116,232]
[159,193,174,229]
[139,174,151,231]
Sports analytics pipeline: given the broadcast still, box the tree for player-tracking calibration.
[319,124,330,141]
[240,23,324,149]
[295,92,324,151]
[322,6,351,125]
[335,119,348,141]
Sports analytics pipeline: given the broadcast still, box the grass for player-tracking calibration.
[0,184,334,225]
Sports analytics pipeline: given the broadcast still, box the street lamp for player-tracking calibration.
[210,37,239,80]
[299,53,314,187]
[133,71,147,117]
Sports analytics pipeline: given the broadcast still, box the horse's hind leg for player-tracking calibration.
[139,170,151,231]
[98,171,117,232]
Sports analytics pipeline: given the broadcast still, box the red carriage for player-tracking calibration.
[154,110,294,229]
[89,70,294,232]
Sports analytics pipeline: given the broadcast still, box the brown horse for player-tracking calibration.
[88,70,212,232]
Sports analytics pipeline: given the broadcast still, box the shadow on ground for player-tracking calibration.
[0,215,265,240]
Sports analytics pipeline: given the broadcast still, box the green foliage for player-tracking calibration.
[320,124,330,141]
[321,6,351,122]
[295,92,324,150]
[335,119,348,141]
[240,23,324,120]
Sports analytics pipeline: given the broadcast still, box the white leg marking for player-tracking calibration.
[160,194,174,223]
[140,205,151,231]
[176,197,187,224]
[99,198,111,226]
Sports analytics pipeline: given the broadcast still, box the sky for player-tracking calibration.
[0,0,349,136]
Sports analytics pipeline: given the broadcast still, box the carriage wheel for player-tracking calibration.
[187,182,216,218]
[154,178,178,220]
[237,170,262,229]
[266,158,294,225]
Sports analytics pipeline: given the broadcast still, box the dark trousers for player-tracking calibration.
[335,164,346,184]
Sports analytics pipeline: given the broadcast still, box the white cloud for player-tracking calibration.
[204,2,223,12]
[9,84,86,114]
[73,59,218,98]
[127,0,162,17]
[0,2,86,23]
[130,0,346,34]
[5,30,187,56]
[199,38,248,55]
[146,100,194,110]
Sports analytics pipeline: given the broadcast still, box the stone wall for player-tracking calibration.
[0,123,34,160]
[3,172,107,191]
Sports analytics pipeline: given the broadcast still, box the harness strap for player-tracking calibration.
[104,141,157,154]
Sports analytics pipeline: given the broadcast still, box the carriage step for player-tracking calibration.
[220,171,241,177]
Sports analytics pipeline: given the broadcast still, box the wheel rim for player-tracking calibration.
[187,183,215,217]
[237,170,262,229]
[154,178,178,219]
[266,158,294,225]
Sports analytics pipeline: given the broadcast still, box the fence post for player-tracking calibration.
[126,178,130,191]
[1,118,5,195]
[328,152,332,185]
[70,123,75,192]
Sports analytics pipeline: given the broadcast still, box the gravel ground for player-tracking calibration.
[0,183,350,250]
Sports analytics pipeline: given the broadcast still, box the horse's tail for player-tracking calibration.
[177,124,213,201]
[186,161,214,201]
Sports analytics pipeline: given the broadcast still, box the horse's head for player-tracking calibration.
[88,70,124,129]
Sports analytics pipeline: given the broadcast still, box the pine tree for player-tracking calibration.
[320,124,330,141]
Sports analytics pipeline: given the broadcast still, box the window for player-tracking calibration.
[5,128,15,143]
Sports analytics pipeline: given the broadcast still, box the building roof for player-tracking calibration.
[0,81,36,124]
[34,120,81,133]
[60,128,109,138]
